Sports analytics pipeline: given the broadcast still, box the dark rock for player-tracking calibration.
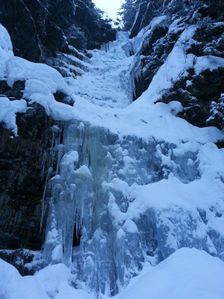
[215,140,224,149]
[183,105,209,127]
[0,0,116,62]
[141,25,169,56]
[188,68,224,102]
[5,80,25,100]
[0,80,10,94]
[129,0,199,38]
[54,91,74,106]
[0,249,44,275]
[188,22,224,58]
[133,56,162,100]
[159,66,224,127]
[0,104,54,250]
[132,23,181,100]
[199,1,224,20]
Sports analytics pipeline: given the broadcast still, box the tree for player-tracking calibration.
[118,0,138,31]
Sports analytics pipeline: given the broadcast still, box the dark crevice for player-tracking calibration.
[73,225,81,247]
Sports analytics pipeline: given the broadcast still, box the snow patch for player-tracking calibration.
[0,97,27,135]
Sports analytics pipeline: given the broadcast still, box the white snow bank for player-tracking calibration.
[0,24,13,54]
[8,58,77,121]
[1,248,224,299]
[6,57,68,93]
[35,263,70,297]
[73,95,223,144]
[0,24,76,133]
[0,258,49,299]
[132,25,224,109]
[127,175,224,219]
[54,283,93,299]
[0,97,27,134]
[112,248,224,299]
[194,55,224,74]
[0,24,13,78]
[0,259,93,299]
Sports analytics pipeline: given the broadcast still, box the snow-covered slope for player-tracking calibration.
[0,18,224,299]
[1,248,224,299]
[113,248,224,299]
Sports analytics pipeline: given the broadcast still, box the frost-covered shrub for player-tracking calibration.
[208,95,224,129]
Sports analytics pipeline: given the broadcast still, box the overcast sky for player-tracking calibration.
[93,0,125,20]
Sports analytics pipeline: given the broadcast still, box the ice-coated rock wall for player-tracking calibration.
[43,118,224,296]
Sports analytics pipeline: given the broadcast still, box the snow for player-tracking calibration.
[107,140,224,252]
[0,24,13,78]
[7,57,68,93]
[0,25,76,131]
[0,97,27,135]
[194,55,224,75]
[0,259,49,299]
[54,284,93,299]
[60,151,79,171]
[130,16,167,53]
[0,24,13,54]
[0,258,93,299]
[75,165,92,179]
[1,24,224,146]
[123,219,138,233]
[35,264,70,297]
[71,33,132,109]
[65,26,223,145]
[1,22,224,299]
[1,248,224,299]
[112,248,224,299]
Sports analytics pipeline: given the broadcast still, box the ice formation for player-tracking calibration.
[0,17,224,299]
[42,28,224,296]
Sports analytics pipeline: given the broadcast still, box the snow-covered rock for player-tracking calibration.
[0,24,76,133]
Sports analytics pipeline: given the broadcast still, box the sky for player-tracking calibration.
[92,0,125,20]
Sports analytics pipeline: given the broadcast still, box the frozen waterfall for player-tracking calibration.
[42,31,224,296]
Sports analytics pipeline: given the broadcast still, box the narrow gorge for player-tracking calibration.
[0,1,224,299]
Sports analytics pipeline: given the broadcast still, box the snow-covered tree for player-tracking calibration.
[119,0,138,31]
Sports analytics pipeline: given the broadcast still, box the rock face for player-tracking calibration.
[0,0,116,62]
[123,0,224,129]
[0,102,53,250]
[125,0,224,37]
[0,21,80,254]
